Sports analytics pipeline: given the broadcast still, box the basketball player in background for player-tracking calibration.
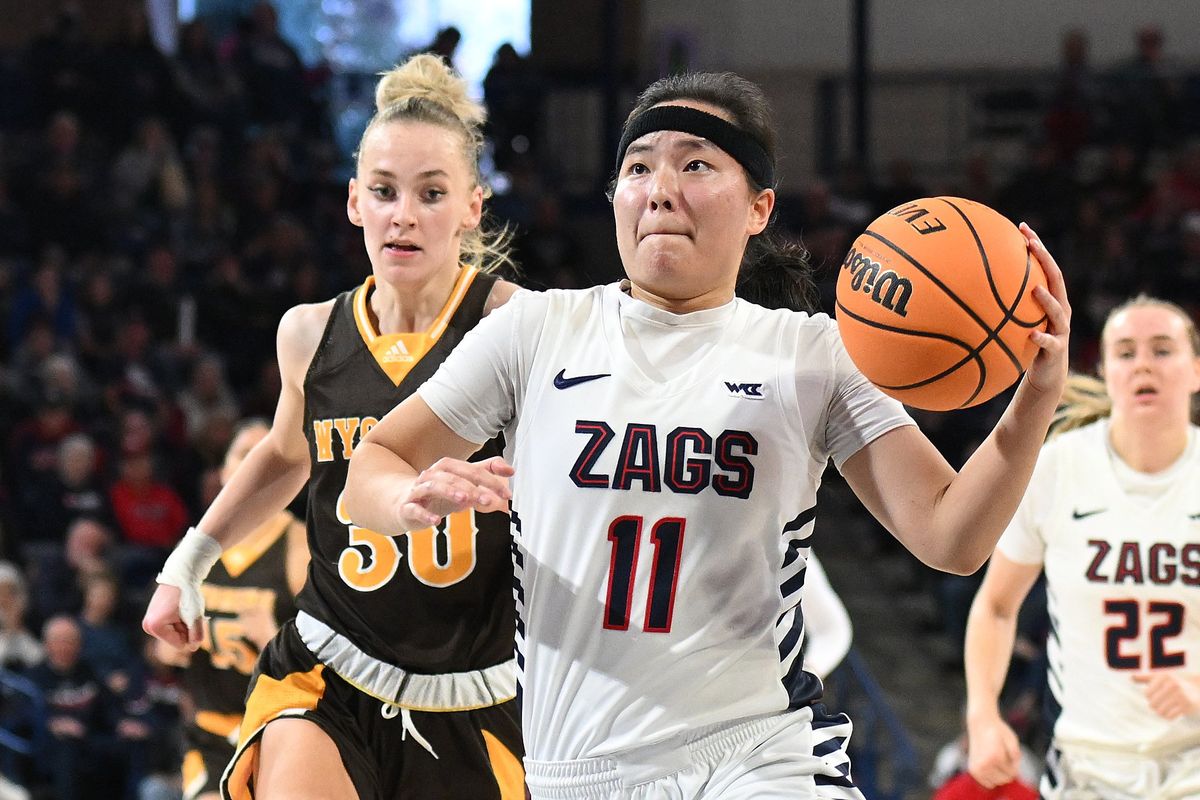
[965,296,1200,799]
[143,54,524,799]
[158,418,307,800]
[800,554,853,681]
[345,70,1071,798]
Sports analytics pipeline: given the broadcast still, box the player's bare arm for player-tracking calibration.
[963,552,1043,788]
[345,394,512,536]
[841,225,1070,574]
[143,301,331,650]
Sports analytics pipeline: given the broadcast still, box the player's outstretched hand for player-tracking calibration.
[966,713,1022,789]
[143,582,204,652]
[1020,223,1070,398]
[395,455,514,532]
[1133,672,1200,720]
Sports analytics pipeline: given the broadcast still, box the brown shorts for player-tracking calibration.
[220,618,524,800]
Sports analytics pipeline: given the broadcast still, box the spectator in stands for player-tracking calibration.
[171,19,245,135]
[79,573,134,692]
[422,25,462,69]
[0,563,44,672]
[996,138,1079,242]
[233,2,309,131]
[24,118,103,256]
[1042,28,1101,162]
[38,354,95,420]
[1106,25,1186,155]
[109,448,188,553]
[27,8,99,121]
[100,318,175,409]
[109,117,190,228]
[6,256,76,349]
[119,635,185,800]
[27,518,112,623]
[1087,141,1149,219]
[6,388,81,535]
[484,43,543,171]
[20,432,109,545]
[27,615,123,800]
[194,252,272,387]
[98,5,176,144]
[176,172,237,271]
[74,268,122,377]
[177,355,239,443]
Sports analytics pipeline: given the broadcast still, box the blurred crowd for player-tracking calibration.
[0,4,1198,798]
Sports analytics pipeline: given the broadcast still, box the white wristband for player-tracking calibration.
[156,526,223,627]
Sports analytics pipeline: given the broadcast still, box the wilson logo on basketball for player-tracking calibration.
[841,248,912,317]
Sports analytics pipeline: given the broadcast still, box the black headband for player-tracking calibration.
[614,105,775,189]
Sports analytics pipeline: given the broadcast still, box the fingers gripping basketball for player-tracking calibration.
[835,197,1048,411]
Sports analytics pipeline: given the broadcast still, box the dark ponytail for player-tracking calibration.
[737,231,819,313]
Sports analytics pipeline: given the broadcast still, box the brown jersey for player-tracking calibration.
[298,268,514,673]
[184,511,302,720]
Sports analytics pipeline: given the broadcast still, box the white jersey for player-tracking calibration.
[419,283,911,762]
[997,420,1200,756]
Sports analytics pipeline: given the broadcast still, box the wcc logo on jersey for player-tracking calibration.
[724,381,766,399]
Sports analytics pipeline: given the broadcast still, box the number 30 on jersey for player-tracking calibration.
[335,491,479,590]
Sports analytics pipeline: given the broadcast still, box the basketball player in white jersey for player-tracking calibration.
[965,296,1200,799]
[345,71,1071,798]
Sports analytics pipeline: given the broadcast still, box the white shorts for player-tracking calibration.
[524,706,863,800]
[1042,740,1200,800]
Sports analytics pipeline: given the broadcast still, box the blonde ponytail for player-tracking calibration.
[357,54,515,275]
[1048,373,1111,439]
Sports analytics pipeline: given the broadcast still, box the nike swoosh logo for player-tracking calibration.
[1072,508,1106,520]
[553,369,611,390]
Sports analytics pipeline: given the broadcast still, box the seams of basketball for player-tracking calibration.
[1009,253,1048,329]
[862,227,1024,377]
[940,199,1047,330]
[836,300,987,406]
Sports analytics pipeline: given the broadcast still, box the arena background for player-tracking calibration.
[0,1,1198,797]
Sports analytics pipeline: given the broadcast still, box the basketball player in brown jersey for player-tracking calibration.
[143,53,524,799]
[158,419,307,800]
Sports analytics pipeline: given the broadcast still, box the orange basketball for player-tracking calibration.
[835,197,1047,411]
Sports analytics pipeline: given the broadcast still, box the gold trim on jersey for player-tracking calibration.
[483,729,526,800]
[195,710,243,742]
[352,266,480,386]
[219,511,295,578]
[181,749,207,800]
[221,664,327,800]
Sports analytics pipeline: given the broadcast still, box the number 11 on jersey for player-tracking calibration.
[603,515,686,633]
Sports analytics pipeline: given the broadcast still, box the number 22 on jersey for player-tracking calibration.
[335,490,480,591]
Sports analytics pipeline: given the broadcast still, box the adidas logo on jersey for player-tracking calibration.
[382,340,414,363]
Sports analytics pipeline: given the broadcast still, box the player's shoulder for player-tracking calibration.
[735,300,840,356]
[277,298,337,366]
[1044,418,1106,456]
[500,283,607,319]
[735,299,834,330]
[483,278,523,316]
